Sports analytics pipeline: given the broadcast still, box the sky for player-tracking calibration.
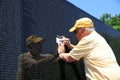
[67,0,120,19]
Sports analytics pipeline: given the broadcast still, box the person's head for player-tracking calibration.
[26,35,44,55]
[69,17,95,40]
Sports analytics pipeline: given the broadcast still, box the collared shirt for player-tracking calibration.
[69,31,120,80]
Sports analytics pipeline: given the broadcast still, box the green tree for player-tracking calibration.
[100,13,120,31]
[100,13,111,23]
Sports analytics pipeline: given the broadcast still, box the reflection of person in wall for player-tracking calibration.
[16,35,54,80]
[57,17,120,80]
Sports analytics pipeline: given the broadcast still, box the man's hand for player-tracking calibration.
[61,36,74,49]
[57,43,65,54]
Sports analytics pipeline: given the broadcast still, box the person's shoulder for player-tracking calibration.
[40,53,54,57]
[18,52,33,61]
[19,52,31,57]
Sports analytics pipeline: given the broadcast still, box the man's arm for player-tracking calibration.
[57,41,76,62]
[16,55,28,80]
[16,59,22,80]
[23,55,53,68]
[59,53,76,62]
[66,43,74,49]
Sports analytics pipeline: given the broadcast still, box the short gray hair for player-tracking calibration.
[85,27,95,31]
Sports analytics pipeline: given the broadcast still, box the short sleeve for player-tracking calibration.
[69,39,92,60]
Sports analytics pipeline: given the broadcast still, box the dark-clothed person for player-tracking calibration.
[16,35,54,80]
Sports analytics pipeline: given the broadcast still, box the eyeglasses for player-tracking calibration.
[74,28,82,34]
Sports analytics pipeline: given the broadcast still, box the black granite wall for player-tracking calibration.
[0,0,22,80]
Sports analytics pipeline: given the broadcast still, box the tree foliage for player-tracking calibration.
[100,13,120,31]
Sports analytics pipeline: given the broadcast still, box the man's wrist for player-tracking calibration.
[68,43,74,49]
[59,54,63,59]
[59,52,63,54]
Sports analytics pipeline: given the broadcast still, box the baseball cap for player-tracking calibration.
[26,35,44,45]
[69,17,94,32]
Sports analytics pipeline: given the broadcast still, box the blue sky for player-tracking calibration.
[67,0,120,19]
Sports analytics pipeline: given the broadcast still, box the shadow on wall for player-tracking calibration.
[109,37,120,65]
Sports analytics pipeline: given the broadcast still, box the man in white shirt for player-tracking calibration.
[57,17,120,80]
